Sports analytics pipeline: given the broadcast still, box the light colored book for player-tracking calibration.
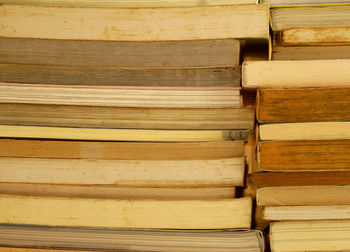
[270,220,350,252]
[0,194,252,229]
[0,157,245,187]
[259,122,350,141]
[257,186,350,206]
[0,226,264,252]
[243,59,350,88]
[0,4,269,41]
[262,0,350,7]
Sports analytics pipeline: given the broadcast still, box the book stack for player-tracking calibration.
[0,0,269,251]
[243,18,350,250]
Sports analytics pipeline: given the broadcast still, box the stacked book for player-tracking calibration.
[0,0,269,251]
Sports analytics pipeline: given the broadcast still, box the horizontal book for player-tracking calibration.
[280,27,350,45]
[0,195,252,229]
[0,157,245,186]
[262,0,349,6]
[0,64,240,87]
[271,5,350,31]
[259,122,350,141]
[0,183,236,200]
[0,225,264,252]
[257,88,350,123]
[0,125,250,142]
[270,220,350,252]
[272,45,350,60]
[0,104,254,130]
[0,83,241,108]
[0,0,259,7]
[0,4,269,41]
[0,139,244,160]
[257,186,350,206]
[0,38,241,68]
[243,59,350,88]
[249,171,350,187]
[258,140,350,171]
[263,205,350,221]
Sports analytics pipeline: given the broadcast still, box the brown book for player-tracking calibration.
[248,171,350,187]
[257,88,350,123]
[0,104,254,130]
[258,140,350,171]
[0,38,240,68]
[0,64,240,87]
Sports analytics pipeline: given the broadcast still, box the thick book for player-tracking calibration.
[242,59,350,88]
[259,122,350,141]
[0,125,250,142]
[0,226,264,252]
[270,5,350,32]
[249,171,350,187]
[0,64,241,87]
[0,139,244,160]
[0,195,252,229]
[0,104,255,130]
[270,220,350,252]
[257,186,350,206]
[0,4,269,41]
[0,157,245,186]
[0,38,241,68]
[0,183,236,200]
[258,140,350,171]
[257,88,350,123]
[0,83,241,109]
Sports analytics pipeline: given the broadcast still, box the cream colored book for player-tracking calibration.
[271,5,350,31]
[0,83,241,109]
[270,220,350,252]
[263,205,350,221]
[0,157,245,187]
[0,125,249,142]
[0,0,259,7]
[281,27,350,45]
[0,226,264,252]
[263,0,350,6]
[0,194,252,229]
[242,59,350,88]
[257,186,350,206]
[0,183,236,200]
[0,4,269,41]
[259,122,350,141]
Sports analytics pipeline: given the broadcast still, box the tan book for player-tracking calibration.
[258,140,350,171]
[257,88,350,123]
[249,171,350,187]
[242,59,350,88]
[263,205,350,221]
[0,64,241,87]
[270,5,350,31]
[280,27,350,45]
[0,139,244,160]
[257,186,350,206]
[0,83,241,109]
[270,220,350,252]
[0,226,264,252]
[0,157,245,186]
[0,125,249,142]
[272,44,350,60]
[262,0,349,6]
[0,38,240,68]
[0,4,269,41]
[0,0,259,7]
[0,183,236,200]
[0,194,252,229]
[259,122,350,141]
[0,104,254,130]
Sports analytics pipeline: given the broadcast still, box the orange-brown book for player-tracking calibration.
[257,88,350,123]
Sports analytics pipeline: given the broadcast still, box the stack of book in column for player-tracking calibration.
[244,1,350,249]
[0,1,270,251]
